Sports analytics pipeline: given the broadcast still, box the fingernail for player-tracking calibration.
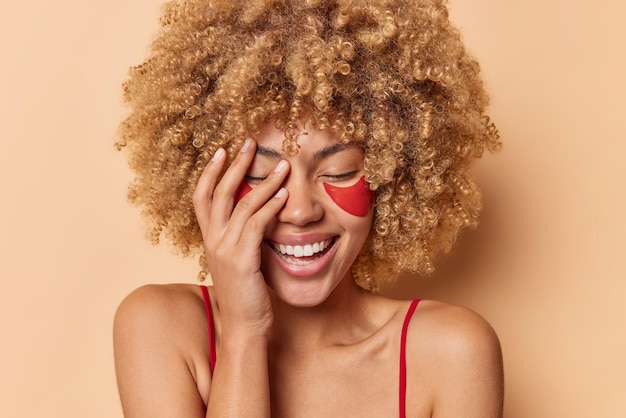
[240,138,253,153]
[274,160,288,172]
[274,187,287,198]
[211,148,225,161]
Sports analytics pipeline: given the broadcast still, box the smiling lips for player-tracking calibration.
[268,238,336,262]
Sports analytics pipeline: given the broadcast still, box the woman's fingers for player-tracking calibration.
[237,187,289,249]
[192,147,227,233]
[193,139,260,234]
[209,139,259,226]
[225,159,290,240]
[193,138,291,262]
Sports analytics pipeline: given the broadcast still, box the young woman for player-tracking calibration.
[113,0,504,416]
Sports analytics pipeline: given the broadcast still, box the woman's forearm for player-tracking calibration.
[206,331,271,418]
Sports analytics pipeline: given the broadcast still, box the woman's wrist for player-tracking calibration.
[219,327,270,351]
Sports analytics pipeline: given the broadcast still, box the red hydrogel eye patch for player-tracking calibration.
[323,176,374,217]
[235,181,252,203]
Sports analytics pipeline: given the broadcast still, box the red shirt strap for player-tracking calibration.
[200,285,217,374]
[399,299,421,418]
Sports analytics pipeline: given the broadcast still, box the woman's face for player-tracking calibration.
[244,120,374,307]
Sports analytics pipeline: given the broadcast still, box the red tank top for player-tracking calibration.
[200,286,420,417]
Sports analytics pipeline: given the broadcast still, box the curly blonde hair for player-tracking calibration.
[117,0,500,291]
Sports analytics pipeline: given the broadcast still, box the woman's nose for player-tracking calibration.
[277,176,324,226]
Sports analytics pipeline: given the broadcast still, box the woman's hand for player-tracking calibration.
[193,139,289,336]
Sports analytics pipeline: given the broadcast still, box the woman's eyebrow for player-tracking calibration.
[255,145,283,159]
[255,143,356,160]
[313,143,352,161]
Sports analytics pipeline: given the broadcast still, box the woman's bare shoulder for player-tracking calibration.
[114,283,206,334]
[116,282,205,310]
[113,284,210,416]
[410,300,500,349]
[407,299,504,416]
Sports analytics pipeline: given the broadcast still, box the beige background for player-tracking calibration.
[1,0,624,417]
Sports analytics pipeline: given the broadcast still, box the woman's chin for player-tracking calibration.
[266,278,336,308]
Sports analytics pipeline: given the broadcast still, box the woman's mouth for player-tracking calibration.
[267,237,337,265]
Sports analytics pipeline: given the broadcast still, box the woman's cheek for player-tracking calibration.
[322,176,375,217]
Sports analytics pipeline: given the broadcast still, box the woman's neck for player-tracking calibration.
[267,277,378,352]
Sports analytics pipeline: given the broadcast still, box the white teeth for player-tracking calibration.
[274,240,331,258]
[278,244,294,255]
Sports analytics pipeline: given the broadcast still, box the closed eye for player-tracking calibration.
[322,171,358,180]
[244,175,267,183]
[246,171,358,183]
